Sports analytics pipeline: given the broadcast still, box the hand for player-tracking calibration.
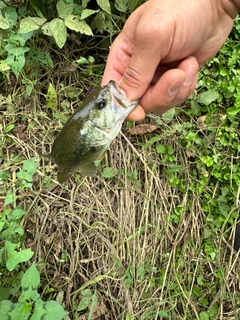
[102,0,238,120]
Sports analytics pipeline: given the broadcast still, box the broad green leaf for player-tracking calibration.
[49,18,67,48]
[30,17,47,26]
[197,90,219,105]
[16,157,39,182]
[82,0,91,8]
[2,6,18,25]
[102,167,118,178]
[64,15,93,36]
[159,310,169,318]
[46,83,57,109]
[19,17,46,33]
[156,144,167,154]
[201,156,213,167]
[81,9,99,20]
[6,52,27,78]
[128,0,142,11]
[0,222,5,232]
[5,241,34,271]
[0,300,14,318]
[199,311,210,320]
[4,190,15,206]
[94,12,105,33]
[0,15,10,29]
[76,296,90,311]
[19,263,40,302]
[226,106,240,116]
[57,0,73,19]
[115,0,128,12]
[41,22,53,36]
[75,57,89,65]
[31,298,68,320]
[161,107,176,123]
[8,302,32,320]
[96,0,111,14]
[81,289,92,297]
[11,208,27,220]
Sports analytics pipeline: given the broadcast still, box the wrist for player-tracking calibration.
[220,0,240,18]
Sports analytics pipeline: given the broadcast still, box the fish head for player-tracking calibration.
[86,80,139,138]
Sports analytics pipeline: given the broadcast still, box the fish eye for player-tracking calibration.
[96,99,107,110]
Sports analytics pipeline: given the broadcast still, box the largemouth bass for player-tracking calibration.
[44,80,139,183]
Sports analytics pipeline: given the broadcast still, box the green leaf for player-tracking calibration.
[18,263,40,302]
[96,0,111,14]
[161,108,176,123]
[81,9,99,20]
[76,296,90,311]
[6,52,27,78]
[226,106,240,116]
[49,18,67,48]
[199,311,210,320]
[128,0,142,11]
[46,83,58,109]
[11,208,27,220]
[5,241,34,271]
[0,14,10,29]
[5,123,14,132]
[64,15,93,36]
[201,156,213,167]
[156,144,167,154]
[0,300,14,318]
[19,17,46,33]
[115,0,128,12]
[57,0,73,19]
[75,57,89,65]
[94,12,106,33]
[197,90,219,105]
[102,167,118,178]
[16,157,39,182]
[81,289,92,297]
[82,0,91,8]
[41,22,53,36]
[4,190,15,207]
[31,298,68,320]
[2,6,18,25]
[159,310,169,318]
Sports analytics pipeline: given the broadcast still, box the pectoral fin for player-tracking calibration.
[80,162,97,177]
[57,171,72,184]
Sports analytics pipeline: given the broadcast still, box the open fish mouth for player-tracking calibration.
[108,80,139,115]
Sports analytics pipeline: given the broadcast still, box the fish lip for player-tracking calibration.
[107,80,139,114]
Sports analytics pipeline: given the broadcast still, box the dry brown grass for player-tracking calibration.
[1,61,239,320]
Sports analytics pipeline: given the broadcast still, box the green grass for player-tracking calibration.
[0,5,240,320]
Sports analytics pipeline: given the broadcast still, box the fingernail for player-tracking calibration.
[168,80,181,96]
[183,65,197,85]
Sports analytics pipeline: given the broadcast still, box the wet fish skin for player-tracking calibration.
[44,80,139,183]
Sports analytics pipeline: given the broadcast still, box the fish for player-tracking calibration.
[43,80,139,183]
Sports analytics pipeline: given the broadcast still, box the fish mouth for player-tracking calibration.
[107,80,139,115]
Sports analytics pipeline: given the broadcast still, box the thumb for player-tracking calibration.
[117,26,163,101]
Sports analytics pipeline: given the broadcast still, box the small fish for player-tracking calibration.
[43,80,139,183]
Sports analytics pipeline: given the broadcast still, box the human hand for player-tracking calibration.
[102,0,238,120]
